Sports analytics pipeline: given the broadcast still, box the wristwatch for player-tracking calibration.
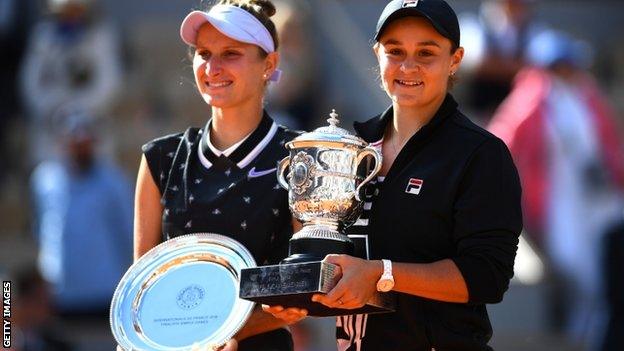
[376,259,395,292]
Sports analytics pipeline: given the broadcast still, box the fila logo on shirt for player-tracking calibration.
[402,0,419,8]
[405,178,424,195]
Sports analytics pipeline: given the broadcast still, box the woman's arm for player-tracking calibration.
[392,259,468,302]
[311,255,468,310]
[314,139,522,309]
[134,155,163,260]
[233,305,307,343]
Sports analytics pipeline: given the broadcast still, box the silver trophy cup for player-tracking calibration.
[277,109,381,263]
[239,110,394,316]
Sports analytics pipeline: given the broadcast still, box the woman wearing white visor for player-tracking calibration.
[133,1,305,350]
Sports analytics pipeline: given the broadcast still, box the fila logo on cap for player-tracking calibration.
[402,0,419,8]
[405,178,424,195]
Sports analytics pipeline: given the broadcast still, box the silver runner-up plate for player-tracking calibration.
[110,233,256,351]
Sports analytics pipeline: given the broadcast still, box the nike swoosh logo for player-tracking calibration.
[247,167,277,178]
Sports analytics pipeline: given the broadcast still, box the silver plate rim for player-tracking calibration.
[110,233,257,351]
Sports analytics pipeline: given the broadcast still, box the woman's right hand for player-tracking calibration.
[213,339,238,351]
[261,304,308,325]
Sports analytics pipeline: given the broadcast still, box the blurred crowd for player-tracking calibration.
[463,2,624,350]
[0,0,623,350]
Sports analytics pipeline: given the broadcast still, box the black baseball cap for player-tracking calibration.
[374,0,460,48]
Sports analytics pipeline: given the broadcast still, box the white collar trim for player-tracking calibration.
[206,127,251,157]
[197,122,278,170]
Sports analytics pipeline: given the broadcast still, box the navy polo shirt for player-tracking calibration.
[142,112,299,351]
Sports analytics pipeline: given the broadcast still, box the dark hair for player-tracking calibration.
[215,0,279,56]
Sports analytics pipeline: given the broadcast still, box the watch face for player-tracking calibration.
[377,279,394,292]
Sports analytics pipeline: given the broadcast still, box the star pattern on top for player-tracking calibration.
[148,124,296,264]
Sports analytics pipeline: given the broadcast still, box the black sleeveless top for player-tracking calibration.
[142,112,299,350]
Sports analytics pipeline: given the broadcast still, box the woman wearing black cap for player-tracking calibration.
[133,1,305,350]
[291,0,522,350]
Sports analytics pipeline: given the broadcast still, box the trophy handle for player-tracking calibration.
[354,147,382,202]
[277,156,291,190]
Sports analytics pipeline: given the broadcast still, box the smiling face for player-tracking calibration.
[374,16,463,110]
[192,22,278,109]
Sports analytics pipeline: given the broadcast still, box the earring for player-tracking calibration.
[263,73,269,79]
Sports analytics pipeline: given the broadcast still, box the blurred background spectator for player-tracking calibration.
[29,107,133,350]
[460,0,548,124]
[19,0,122,164]
[602,221,624,351]
[1,1,623,350]
[267,0,320,130]
[0,0,37,185]
[489,30,624,350]
[10,265,74,351]
[0,0,33,122]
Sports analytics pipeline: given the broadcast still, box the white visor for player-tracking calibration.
[180,5,282,82]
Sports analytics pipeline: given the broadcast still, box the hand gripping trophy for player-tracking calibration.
[239,110,394,316]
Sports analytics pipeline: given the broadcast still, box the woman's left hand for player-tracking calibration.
[262,304,308,325]
[311,255,382,309]
[205,339,237,351]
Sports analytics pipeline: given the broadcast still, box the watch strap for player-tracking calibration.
[381,259,393,278]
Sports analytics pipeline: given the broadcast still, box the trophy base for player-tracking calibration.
[281,225,355,264]
[239,261,395,317]
[281,237,354,264]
